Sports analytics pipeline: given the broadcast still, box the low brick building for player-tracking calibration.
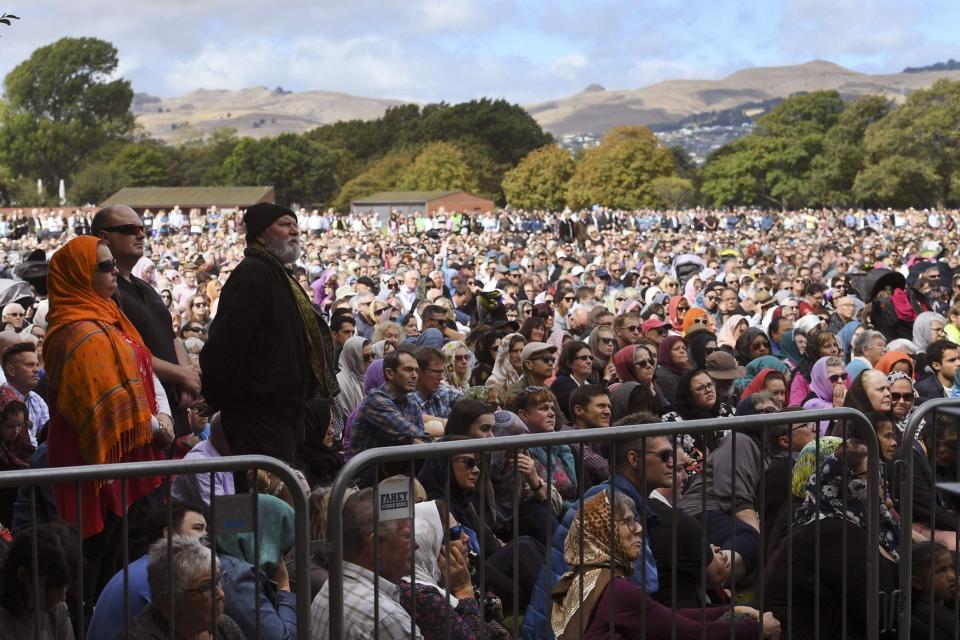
[350,190,494,216]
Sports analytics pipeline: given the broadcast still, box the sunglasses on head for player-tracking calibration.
[828,373,848,383]
[96,258,117,273]
[101,223,145,236]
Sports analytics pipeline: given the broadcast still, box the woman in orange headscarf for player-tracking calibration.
[45,236,173,538]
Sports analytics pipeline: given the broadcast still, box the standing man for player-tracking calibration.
[201,203,339,469]
[93,205,201,436]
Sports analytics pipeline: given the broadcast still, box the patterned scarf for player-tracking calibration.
[245,244,339,399]
[551,492,634,640]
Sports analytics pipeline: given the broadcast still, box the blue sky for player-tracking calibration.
[1,0,957,103]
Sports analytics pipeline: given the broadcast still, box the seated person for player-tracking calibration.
[909,541,958,638]
[86,501,208,640]
[0,523,77,640]
[551,492,778,640]
[214,494,298,640]
[128,535,244,638]
[170,412,235,507]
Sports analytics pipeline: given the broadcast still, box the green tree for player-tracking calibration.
[651,176,695,208]
[566,126,675,209]
[221,133,341,205]
[698,91,845,208]
[398,141,478,192]
[857,79,960,206]
[331,148,417,210]
[805,95,892,206]
[70,159,126,205]
[0,37,134,186]
[111,141,172,186]
[502,145,574,210]
[853,156,940,208]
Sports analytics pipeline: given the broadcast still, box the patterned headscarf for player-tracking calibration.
[441,340,474,391]
[551,492,634,640]
[790,436,843,498]
[794,453,902,560]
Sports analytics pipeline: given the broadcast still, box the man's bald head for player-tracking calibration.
[91,205,139,235]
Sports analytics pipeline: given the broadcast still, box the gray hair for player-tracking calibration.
[146,535,218,602]
[612,491,635,519]
[342,486,406,558]
[851,330,884,357]
[825,356,844,368]
[750,390,779,409]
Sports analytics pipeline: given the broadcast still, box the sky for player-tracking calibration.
[0,0,957,104]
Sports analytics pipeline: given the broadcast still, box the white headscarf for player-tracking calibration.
[408,500,459,608]
[487,332,523,391]
[336,336,368,413]
[912,311,946,353]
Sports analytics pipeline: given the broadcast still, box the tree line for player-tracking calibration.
[1,37,958,211]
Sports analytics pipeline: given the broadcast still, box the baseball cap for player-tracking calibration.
[521,342,558,361]
[641,317,671,332]
[570,266,585,277]
[705,351,745,380]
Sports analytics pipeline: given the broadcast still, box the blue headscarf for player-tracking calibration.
[836,320,861,362]
[413,327,445,348]
[778,330,804,365]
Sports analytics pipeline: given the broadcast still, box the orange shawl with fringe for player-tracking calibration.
[45,236,155,468]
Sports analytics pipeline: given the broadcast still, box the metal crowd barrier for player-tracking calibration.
[896,397,960,640]
[0,454,312,640]
[327,407,883,640]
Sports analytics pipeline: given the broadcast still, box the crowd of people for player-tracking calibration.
[0,202,959,638]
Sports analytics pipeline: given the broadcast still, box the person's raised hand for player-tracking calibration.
[438,544,473,599]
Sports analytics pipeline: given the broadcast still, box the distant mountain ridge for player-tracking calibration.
[903,59,960,73]
[131,60,960,143]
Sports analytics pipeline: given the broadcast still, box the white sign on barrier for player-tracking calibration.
[377,476,414,522]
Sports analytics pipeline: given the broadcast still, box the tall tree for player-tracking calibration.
[566,126,675,209]
[857,79,960,207]
[502,145,574,210]
[398,142,478,192]
[0,37,134,186]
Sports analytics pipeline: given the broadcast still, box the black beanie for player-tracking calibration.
[244,202,296,241]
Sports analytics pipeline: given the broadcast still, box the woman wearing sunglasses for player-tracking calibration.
[44,236,174,541]
[441,341,475,393]
[800,356,848,434]
[418,439,545,618]
[587,326,618,385]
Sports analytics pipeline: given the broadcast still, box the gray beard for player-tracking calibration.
[264,236,300,264]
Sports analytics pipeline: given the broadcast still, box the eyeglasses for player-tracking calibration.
[454,456,478,470]
[615,515,642,532]
[96,258,117,273]
[454,354,470,362]
[572,354,593,362]
[705,295,718,302]
[677,305,690,311]
[891,392,913,403]
[362,353,374,363]
[703,346,718,356]
[100,223,146,236]
[562,296,574,302]
[693,382,716,393]
[185,574,222,598]
[192,302,208,308]
[655,326,669,335]
[828,373,848,383]
[183,326,204,334]
[448,524,465,541]
[624,325,639,333]
[633,358,654,368]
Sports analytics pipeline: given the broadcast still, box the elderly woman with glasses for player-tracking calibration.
[551,492,776,640]
[129,536,244,638]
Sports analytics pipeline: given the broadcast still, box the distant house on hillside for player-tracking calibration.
[350,190,494,217]
[101,186,275,212]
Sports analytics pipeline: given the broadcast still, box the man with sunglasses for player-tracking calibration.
[93,205,201,437]
[641,316,671,345]
[506,342,568,428]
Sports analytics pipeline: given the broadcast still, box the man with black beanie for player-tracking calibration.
[200,203,339,473]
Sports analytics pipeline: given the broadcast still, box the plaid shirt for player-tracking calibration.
[349,386,425,457]
[311,561,423,640]
[412,384,463,420]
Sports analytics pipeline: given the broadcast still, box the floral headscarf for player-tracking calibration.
[794,453,902,560]
[790,436,843,498]
[551,492,633,640]
[441,340,474,391]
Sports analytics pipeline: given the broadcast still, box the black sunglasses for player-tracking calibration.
[644,449,673,464]
[449,524,465,541]
[828,373,848,383]
[891,392,913,402]
[100,223,146,236]
[454,456,478,470]
[633,358,654,368]
[96,258,117,273]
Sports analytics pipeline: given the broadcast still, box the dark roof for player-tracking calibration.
[101,186,273,207]
[350,190,462,205]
